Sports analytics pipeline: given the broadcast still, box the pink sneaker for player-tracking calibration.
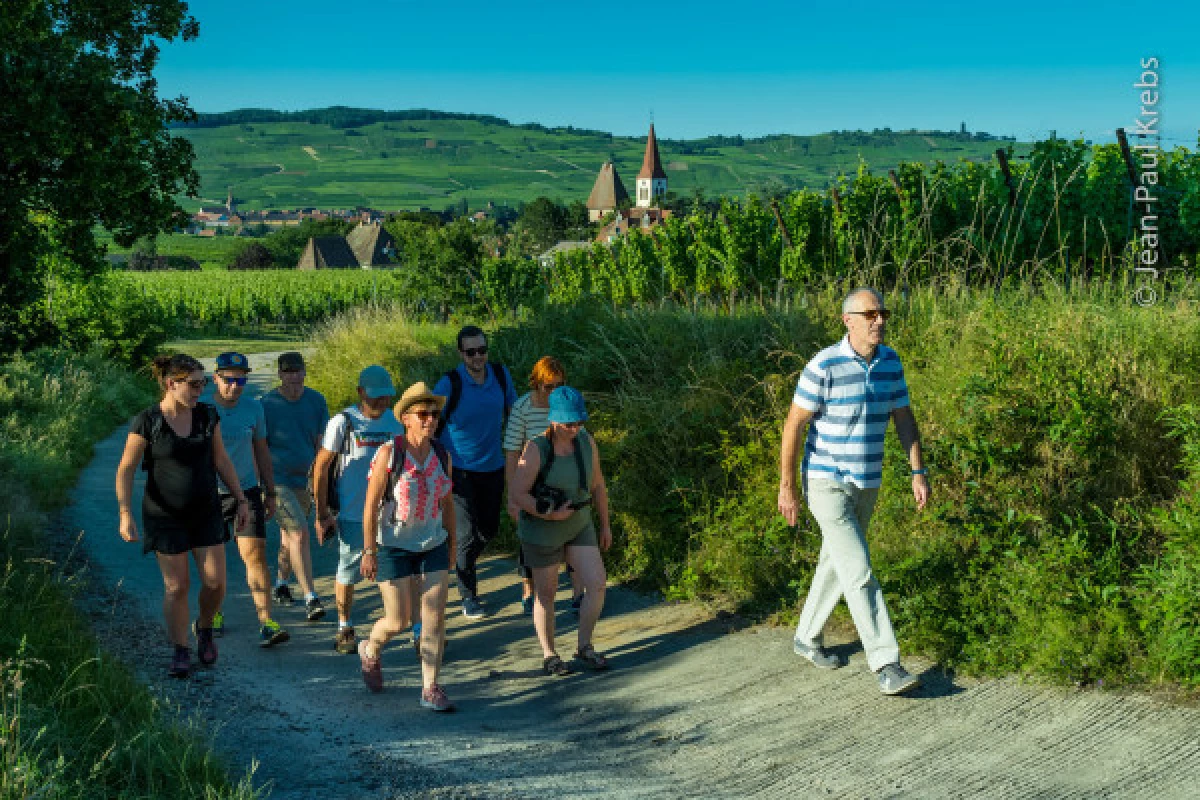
[358,640,383,693]
[419,683,455,712]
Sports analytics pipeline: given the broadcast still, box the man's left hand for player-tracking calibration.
[912,474,930,511]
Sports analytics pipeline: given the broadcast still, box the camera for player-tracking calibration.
[533,484,569,515]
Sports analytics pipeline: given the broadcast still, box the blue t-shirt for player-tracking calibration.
[212,395,267,492]
[261,387,330,489]
[434,363,517,473]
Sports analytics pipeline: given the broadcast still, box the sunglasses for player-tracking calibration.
[542,382,563,392]
[462,346,488,357]
[411,409,441,421]
[217,374,248,386]
[176,377,208,390]
[848,309,892,322]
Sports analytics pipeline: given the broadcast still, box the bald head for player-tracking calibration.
[843,288,884,314]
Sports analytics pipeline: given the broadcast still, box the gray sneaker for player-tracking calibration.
[461,596,485,619]
[793,640,844,669]
[877,663,920,695]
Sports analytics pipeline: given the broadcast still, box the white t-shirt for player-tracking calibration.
[321,406,401,522]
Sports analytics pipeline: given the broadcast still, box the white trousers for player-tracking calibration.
[794,477,900,672]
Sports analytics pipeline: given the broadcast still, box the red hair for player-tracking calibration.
[528,356,566,390]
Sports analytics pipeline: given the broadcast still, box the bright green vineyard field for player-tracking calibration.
[122,269,409,326]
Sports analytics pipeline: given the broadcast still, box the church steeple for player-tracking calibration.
[635,123,667,208]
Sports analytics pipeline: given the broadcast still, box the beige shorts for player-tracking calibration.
[274,486,313,533]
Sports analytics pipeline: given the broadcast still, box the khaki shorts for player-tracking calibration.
[520,523,598,569]
[274,486,313,533]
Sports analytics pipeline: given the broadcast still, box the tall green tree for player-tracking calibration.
[0,0,200,352]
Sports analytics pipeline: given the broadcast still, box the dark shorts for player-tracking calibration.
[520,524,598,570]
[142,502,227,556]
[221,486,268,539]
[376,539,451,583]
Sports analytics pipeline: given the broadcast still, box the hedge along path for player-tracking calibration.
[64,349,1200,798]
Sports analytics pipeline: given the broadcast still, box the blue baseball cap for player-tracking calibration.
[547,386,588,424]
[215,351,251,372]
[358,365,396,399]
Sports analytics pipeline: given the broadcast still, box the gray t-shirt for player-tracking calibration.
[213,396,267,492]
[262,387,330,489]
[321,406,402,523]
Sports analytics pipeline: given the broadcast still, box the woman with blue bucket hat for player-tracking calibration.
[509,386,613,676]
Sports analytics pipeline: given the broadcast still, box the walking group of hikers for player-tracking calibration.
[114,288,930,711]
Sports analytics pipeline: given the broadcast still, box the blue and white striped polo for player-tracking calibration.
[792,336,910,489]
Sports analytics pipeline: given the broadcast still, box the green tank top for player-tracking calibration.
[517,431,595,547]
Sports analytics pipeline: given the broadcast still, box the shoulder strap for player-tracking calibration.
[384,435,404,502]
[141,407,165,472]
[491,363,512,415]
[435,369,462,439]
[532,433,555,488]
[431,440,450,476]
[571,433,589,491]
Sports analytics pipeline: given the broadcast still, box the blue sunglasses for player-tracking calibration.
[218,374,248,386]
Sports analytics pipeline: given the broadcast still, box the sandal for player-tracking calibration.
[573,644,609,671]
[542,654,572,677]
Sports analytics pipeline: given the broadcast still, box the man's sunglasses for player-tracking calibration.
[411,409,441,420]
[176,377,208,390]
[217,374,249,386]
[461,346,488,357]
[847,309,892,322]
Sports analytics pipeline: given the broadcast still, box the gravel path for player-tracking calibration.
[56,352,1200,798]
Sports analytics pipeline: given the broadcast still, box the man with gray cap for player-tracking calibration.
[261,351,329,622]
[311,365,401,654]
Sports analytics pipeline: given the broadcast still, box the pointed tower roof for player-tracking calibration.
[346,222,395,267]
[586,162,630,211]
[637,123,667,181]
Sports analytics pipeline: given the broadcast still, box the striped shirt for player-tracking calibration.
[503,392,551,453]
[792,336,910,489]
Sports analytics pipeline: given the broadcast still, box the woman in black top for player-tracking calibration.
[115,354,248,678]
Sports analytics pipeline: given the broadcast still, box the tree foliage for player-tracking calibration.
[0,0,200,353]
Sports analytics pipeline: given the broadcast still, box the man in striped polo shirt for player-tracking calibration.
[778,287,930,696]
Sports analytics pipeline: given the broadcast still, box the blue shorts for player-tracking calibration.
[336,519,366,585]
[376,540,450,583]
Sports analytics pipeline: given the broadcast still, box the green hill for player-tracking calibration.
[177,108,1027,212]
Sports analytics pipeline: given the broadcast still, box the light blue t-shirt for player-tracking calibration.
[213,395,267,492]
[262,387,330,489]
[434,363,517,473]
[321,405,402,523]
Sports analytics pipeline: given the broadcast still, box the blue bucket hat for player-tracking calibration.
[547,386,588,424]
[215,351,251,372]
[358,365,397,399]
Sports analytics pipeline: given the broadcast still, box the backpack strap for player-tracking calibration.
[571,431,589,491]
[141,407,165,472]
[431,439,450,477]
[434,369,463,439]
[491,363,512,417]
[531,433,555,489]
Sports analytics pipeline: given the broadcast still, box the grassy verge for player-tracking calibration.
[306,285,1200,688]
[0,349,259,799]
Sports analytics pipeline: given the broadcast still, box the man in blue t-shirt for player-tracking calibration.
[261,351,329,622]
[434,325,517,618]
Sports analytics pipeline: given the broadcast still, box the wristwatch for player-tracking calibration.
[911,468,928,476]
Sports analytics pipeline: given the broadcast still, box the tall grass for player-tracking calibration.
[308,282,1200,687]
[0,349,260,799]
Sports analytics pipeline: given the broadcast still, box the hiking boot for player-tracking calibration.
[334,626,357,654]
[193,620,218,667]
[358,640,384,693]
[211,609,224,637]
[522,596,534,616]
[877,663,921,696]
[168,646,191,679]
[274,584,295,605]
[793,640,844,669]
[461,596,485,619]
[305,596,326,622]
[419,683,455,712]
[259,619,290,648]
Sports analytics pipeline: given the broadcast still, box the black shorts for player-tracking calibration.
[221,487,268,539]
[376,540,451,583]
[142,501,227,556]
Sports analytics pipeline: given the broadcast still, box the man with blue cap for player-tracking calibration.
[311,364,401,654]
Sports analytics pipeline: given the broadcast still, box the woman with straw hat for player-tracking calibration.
[357,382,457,711]
[510,386,613,676]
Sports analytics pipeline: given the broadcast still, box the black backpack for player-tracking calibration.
[310,411,354,513]
[434,363,512,440]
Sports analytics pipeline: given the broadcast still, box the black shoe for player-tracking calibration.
[306,596,326,622]
[274,584,295,605]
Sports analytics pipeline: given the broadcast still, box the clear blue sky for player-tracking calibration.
[156,0,1199,145]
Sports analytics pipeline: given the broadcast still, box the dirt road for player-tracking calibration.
[61,353,1200,798]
